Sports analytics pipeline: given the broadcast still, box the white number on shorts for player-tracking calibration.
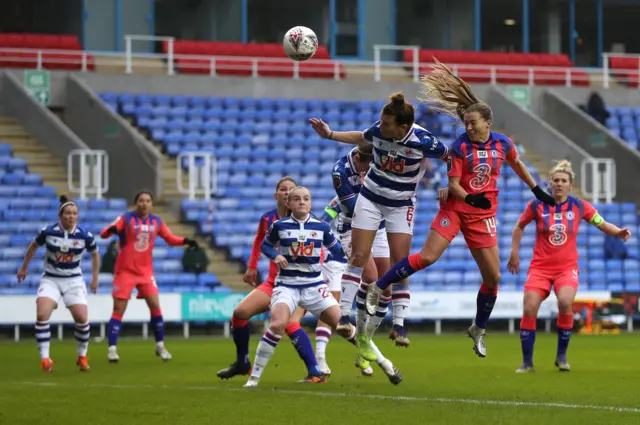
[318,286,329,299]
[483,217,497,236]
[406,206,415,225]
[470,163,492,190]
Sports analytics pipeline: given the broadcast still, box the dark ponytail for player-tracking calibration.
[382,92,415,127]
[58,194,77,216]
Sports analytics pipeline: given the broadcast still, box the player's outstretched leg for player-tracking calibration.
[315,324,332,375]
[150,308,171,361]
[468,283,498,358]
[285,322,324,378]
[217,315,253,379]
[107,311,123,363]
[389,283,410,347]
[516,315,536,373]
[367,292,391,337]
[555,313,573,372]
[74,321,91,371]
[365,253,425,316]
[36,320,53,372]
[369,339,402,385]
[354,281,377,362]
[337,265,363,338]
[244,329,282,388]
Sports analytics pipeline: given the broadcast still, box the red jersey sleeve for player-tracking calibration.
[505,137,519,161]
[518,201,536,227]
[158,221,186,246]
[448,155,463,178]
[248,216,268,270]
[100,215,126,239]
[581,200,598,222]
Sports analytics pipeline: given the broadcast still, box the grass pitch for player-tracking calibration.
[1,333,639,425]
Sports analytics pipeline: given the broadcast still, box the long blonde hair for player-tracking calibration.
[549,160,575,183]
[419,57,493,123]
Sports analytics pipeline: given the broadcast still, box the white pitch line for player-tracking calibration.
[11,381,640,414]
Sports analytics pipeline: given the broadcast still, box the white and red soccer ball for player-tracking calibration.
[283,26,318,61]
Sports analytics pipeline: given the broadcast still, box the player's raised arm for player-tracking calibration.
[309,118,364,145]
[419,134,449,161]
[582,202,632,241]
[158,221,197,247]
[504,145,556,206]
[100,216,125,239]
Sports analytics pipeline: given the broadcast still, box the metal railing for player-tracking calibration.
[67,149,109,200]
[581,158,616,203]
[3,41,640,88]
[177,152,217,200]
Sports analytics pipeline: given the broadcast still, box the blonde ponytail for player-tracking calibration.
[419,57,492,123]
[549,160,575,182]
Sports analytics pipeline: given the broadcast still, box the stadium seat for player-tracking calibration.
[108,91,640,291]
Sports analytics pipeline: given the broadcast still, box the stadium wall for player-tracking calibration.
[10,69,640,109]
[539,90,640,205]
[64,75,163,201]
[0,70,88,184]
[486,86,592,174]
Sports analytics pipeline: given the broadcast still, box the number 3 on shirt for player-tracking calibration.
[470,163,492,190]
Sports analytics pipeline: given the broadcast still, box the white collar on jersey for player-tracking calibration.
[396,125,415,143]
[347,148,358,171]
[58,222,77,236]
[290,213,311,224]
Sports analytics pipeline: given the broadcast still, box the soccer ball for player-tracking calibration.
[283,26,318,61]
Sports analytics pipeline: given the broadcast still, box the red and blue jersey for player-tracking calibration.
[100,211,185,276]
[519,196,597,273]
[446,131,518,216]
[248,209,280,284]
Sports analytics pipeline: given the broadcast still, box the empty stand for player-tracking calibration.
[164,40,345,79]
[0,33,94,71]
[0,120,220,295]
[404,49,589,87]
[604,105,640,150]
[106,92,640,292]
[608,56,640,88]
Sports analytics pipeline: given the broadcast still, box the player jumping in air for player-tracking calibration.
[317,196,361,375]
[364,59,556,359]
[217,177,325,381]
[310,93,448,358]
[101,190,198,363]
[320,195,400,383]
[244,186,345,388]
[508,160,631,372]
[18,195,100,372]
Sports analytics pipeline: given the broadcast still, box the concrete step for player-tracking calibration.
[344,64,414,83]
[13,154,60,166]
[94,55,168,75]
